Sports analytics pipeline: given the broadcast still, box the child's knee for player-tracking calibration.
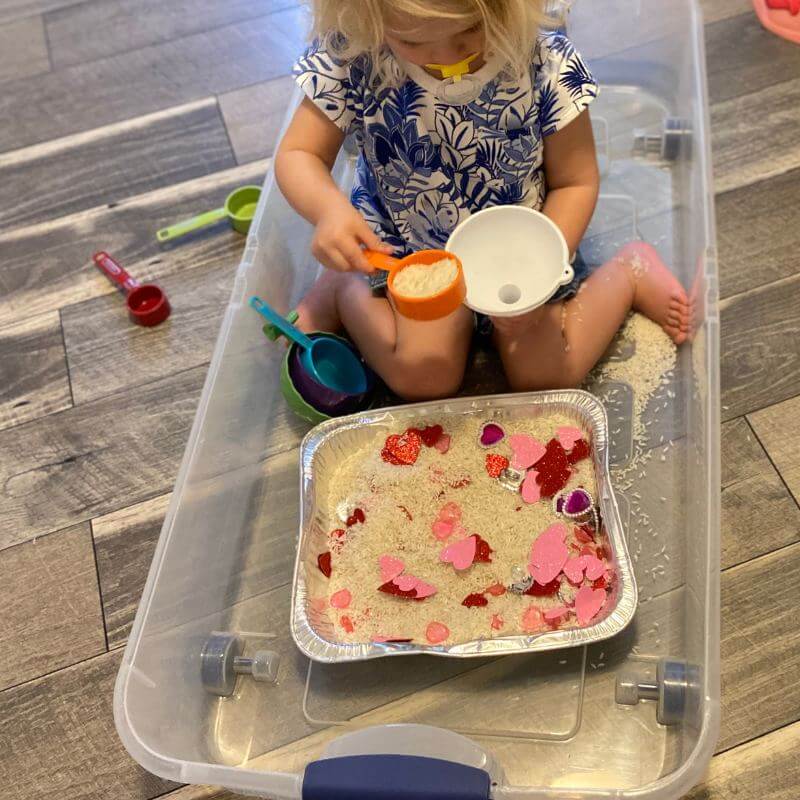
[385,357,466,401]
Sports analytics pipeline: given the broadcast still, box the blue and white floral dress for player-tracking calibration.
[294,31,598,295]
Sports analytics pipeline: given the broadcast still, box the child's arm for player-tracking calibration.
[541,109,600,256]
[275,98,391,273]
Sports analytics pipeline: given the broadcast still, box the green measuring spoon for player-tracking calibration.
[156,185,261,243]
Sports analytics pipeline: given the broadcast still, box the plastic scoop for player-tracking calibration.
[92,252,171,326]
[445,206,575,317]
[156,186,261,243]
[249,297,368,394]
[425,53,479,81]
[364,249,467,321]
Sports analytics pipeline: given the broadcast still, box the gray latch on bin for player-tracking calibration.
[200,632,280,697]
[633,118,692,162]
[616,658,699,725]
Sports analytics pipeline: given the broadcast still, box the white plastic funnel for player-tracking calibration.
[446,206,574,317]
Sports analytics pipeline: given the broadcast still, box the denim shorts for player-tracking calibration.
[370,251,595,336]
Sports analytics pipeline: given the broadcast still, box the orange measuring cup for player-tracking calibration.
[364,249,467,321]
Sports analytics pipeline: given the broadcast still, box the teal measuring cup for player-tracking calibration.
[249,297,368,395]
[156,186,261,242]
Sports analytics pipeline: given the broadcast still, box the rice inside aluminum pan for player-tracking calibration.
[292,390,637,662]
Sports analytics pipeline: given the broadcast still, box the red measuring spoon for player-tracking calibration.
[92,252,171,326]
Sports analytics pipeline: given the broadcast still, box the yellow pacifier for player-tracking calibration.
[425,53,479,82]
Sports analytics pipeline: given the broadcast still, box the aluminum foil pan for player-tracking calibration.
[292,390,637,662]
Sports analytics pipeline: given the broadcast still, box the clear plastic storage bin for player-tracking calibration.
[115,1,720,797]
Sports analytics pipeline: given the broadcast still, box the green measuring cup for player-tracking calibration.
[156,186,261,242]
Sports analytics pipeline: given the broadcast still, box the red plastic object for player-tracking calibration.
[754,0,800,43]
[92,252,171,326]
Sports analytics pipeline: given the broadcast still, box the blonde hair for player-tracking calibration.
[307,0,556,86]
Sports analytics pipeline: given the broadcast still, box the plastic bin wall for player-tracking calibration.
[115,1,720,797]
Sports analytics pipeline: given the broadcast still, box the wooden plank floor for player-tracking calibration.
[1,1,799,798]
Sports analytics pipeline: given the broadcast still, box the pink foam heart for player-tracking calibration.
[379,555,405,583]
[544,605,570,621]
[521,470,542,504]
[583,555,606,581]
[434,434,451,454]
[562,557,586,585]
[557,426,584,451]
[395,575,418,592]
[521,605,545,633]
[432,519,454,540]
[413,580,437,599]
[509,434,547,470]
[575,586,607,624]
[330,589,352,609]
[440,536,477,570]
[529,523,569,585]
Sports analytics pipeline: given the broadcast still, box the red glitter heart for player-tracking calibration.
[534,439,572,498]
[381,430,422,465]
[462,592,489,608]
[409,424,445,448]
[523,577,561,596]
[485,453,510,478]
[346,507,365,527]
[473,534,493,563]
[567,438,591,464]
[592,576,607,590]
[317,551,332,578]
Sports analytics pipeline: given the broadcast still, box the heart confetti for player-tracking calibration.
[434,434,451,454]
[330,589,352,609]
[395,575,418,592]
[381,430,422,466]
[533,439,572,498]
[440,536,478,570]
[317,551,332,578]
[478,422,505,447]
[485,453,510,479]
[509,434,547,470]
[379,555,405,583]
[473,534,493,563]
[521,605,545,633]
[340,615,355,633]
[425,622,450,644]
[574,525,595,543]
[462,592,489,608]
[408,424,445,448]
[528,523,569,585]
[566,439,591,465]
[485,582,507,597]
[346,507,366,527]
[557,426,583,450]
[413,580,437,599]
[491,614,505,631]
[523,577,561,596]
[574,585,607,624]
[521,470,542,504]
[431,502,463,540]
[544,605,570,621]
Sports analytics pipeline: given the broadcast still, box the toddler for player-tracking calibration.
[275,0,689,401]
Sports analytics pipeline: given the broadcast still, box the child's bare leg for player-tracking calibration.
[495,242,689,391]
[329,272,474,400]
[296,268,343,334]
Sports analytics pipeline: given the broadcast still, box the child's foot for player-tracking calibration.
[615,242,690,345]
[296,269,343,334]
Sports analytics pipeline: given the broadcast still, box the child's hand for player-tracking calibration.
[312,197,393,274]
